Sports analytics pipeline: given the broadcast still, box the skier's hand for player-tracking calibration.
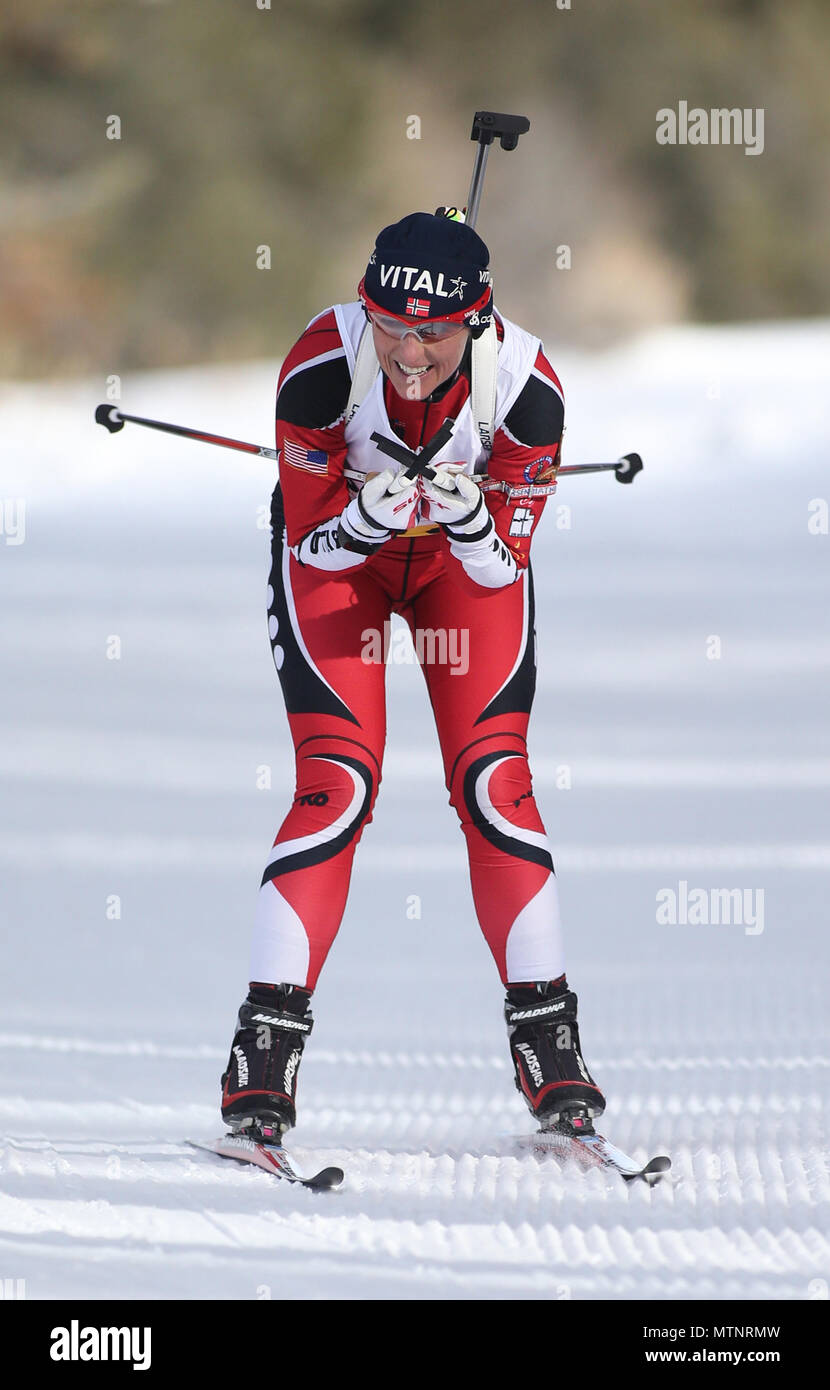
[419,466,492,538]
[338,467,420,552]
[357,467,421,532]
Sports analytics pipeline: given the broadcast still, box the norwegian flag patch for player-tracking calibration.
[406,297,431,317]
[283,440,328,475]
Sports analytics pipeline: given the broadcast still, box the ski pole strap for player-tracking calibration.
[335,521,386,556]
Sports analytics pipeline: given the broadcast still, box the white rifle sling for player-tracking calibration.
[344,324,381,426]
[469,317,498,457]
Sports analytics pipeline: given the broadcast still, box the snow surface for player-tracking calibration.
[1,319,829,1301]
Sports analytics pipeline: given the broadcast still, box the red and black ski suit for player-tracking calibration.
[252,305,567,992]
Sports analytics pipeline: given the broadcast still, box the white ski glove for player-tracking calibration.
[419,466,492,539]
[337,467,421,554]
[420,465,520,589]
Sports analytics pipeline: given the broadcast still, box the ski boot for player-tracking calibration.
[504,977,605,1136]
[220,982,313,1142]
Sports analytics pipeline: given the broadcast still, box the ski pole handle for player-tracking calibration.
[369,419,455,481]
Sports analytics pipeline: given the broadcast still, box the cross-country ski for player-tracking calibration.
[186,1137,344,1190]
[517,1126,672,1186]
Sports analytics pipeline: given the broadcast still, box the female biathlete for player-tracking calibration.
[220,211,605,1141]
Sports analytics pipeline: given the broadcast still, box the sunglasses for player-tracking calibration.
[367,310,468,343]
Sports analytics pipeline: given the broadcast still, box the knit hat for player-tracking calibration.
[359,210,493,338]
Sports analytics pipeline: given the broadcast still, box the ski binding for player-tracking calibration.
[519,1108,671,1185]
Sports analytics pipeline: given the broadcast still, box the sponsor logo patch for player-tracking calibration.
[283,1048,301,1096]
[232,1044,249,1088]
[509,1000,567,1022]
[379,266,451,296]
[523,453,558,485]
[516,1042,545,1088]
[250,1012,312,1034]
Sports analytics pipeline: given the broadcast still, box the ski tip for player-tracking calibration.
[623,1154,672,1185]
[306,1166,345,1191]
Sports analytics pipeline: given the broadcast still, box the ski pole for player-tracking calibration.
[95,404,642,485]
[559,454,643,484]
[94,403,278,459]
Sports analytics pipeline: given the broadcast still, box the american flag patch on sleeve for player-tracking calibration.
[283,440,329,475]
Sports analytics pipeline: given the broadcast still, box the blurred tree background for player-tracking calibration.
[1,0,828,377]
